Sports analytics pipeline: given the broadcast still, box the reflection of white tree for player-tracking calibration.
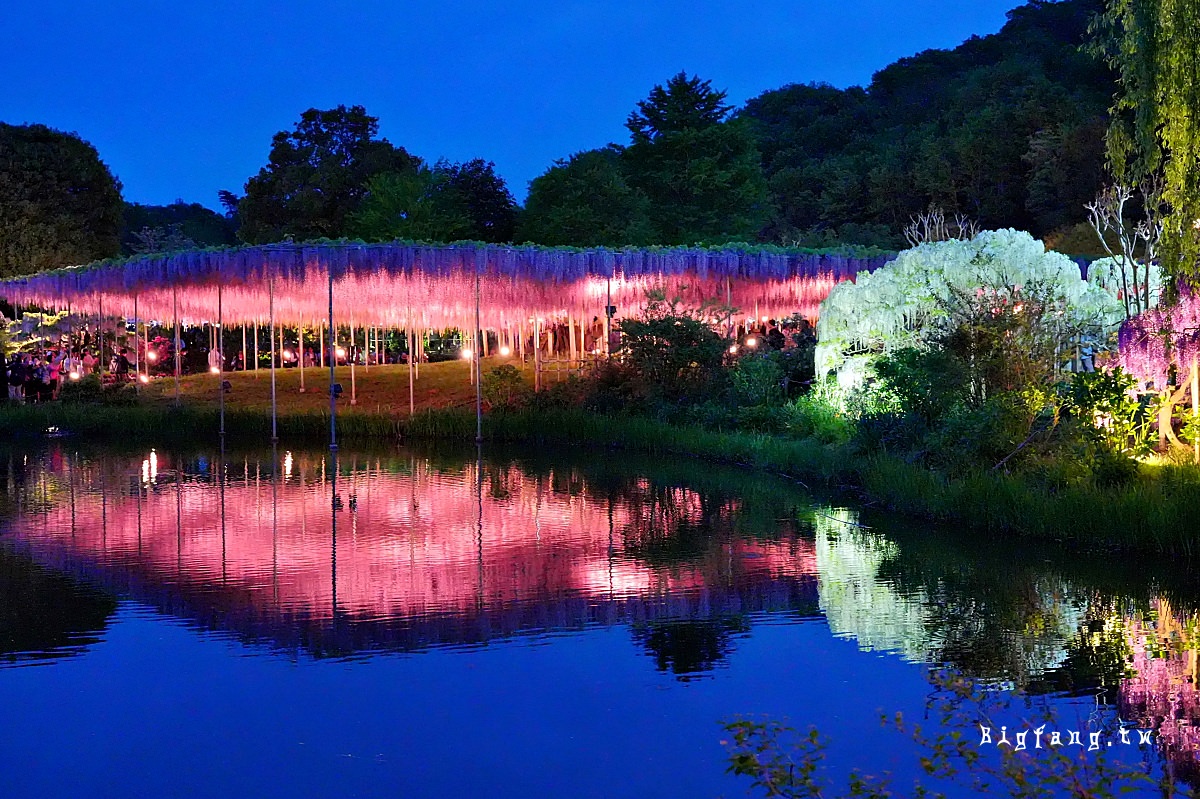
[813,510,935,663]
[813,509,1086,681]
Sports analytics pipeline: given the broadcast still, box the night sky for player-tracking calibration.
[2,0,1022,209]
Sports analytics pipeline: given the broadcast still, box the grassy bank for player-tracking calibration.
[3,362,1198,556]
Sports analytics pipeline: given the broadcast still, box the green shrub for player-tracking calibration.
[58,375,139,406]
[617,288,729,403]
[1059,368,1154,457]
[729,355,784,406]
[782,390,853,444]
[58,374,104,403]
[870,346,968,425]
[481,365,530,410]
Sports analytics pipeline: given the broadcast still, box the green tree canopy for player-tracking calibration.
[1095,0,1200,283]
[426,158,518,243]
[624,72,770,244]
[349,167,472,242]
[121,201,237,254]
[0,123,123,278]
[233,105,420,243]
[626,73,733,143]
[519,147,654,246]
[349,158,518,243]
[738,0,1113,244]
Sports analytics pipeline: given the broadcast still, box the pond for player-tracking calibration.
[0,440,1196,797]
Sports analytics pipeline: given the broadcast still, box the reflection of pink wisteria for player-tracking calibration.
[6,451,818,655]
[1119,599,1200,782]
[0,243,881,328]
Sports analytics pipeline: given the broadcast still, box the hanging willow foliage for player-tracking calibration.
[1093,0,1200,285]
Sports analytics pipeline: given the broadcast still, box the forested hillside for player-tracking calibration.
[739,0,1112,247]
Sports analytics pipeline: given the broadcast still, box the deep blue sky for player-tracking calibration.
[2,0,1024,209]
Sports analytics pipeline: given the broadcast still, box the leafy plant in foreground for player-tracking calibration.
[723,668,1173,798]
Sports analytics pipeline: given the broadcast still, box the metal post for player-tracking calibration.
[173,287,181,406]
[269,279,277,442]
[568,313,576,366]
[328,265,337,452]
[98,295,105,377]
[408,325,414,416]
[534,316,541,392]
[254,320,259,376]
[475,259,482,444]
[299,325,306,393]
[133,294,140,393]
[218,284,225,444]
[349,319,357,406]
[606,277,613,358]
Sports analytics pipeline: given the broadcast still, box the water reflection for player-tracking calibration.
[0,445,818,674]
[3,443,1200,779]
[0,547,117,667]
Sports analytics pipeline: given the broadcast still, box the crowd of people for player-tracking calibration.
[4,347,134,403]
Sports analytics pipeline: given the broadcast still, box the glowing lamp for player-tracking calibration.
[146,351,158,362]
[139,374,149,384]
[335,347,347,359]
[461,348,474,360]
[68,371,81,381]
[728,345,739,354]
[746,337,758,348]
[761,316,769,322]
[499,345,512,357]
[283,349,293,360]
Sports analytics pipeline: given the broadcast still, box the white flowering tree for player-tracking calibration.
[816,230,1125,385]
[1086,255,1165,313]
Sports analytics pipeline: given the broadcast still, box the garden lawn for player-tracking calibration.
[135,357,567,416]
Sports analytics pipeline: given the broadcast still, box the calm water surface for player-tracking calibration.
[0,441,1197,797]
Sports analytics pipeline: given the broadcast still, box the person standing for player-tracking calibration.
[8,355,27,402]
[115,348,131,379]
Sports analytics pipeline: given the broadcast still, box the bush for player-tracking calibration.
[617,289,729,403]
[581,360,639,414]
[481,365,530,410]
[58,374,104,403]
[729,355,784,406]
[870,347,968,425]
[57,375,139,406]
[1059,368,1154,457]
[782,390,853,444]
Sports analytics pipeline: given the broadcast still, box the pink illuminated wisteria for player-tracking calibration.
[1117,286,1200,389]
[0,242,888,329]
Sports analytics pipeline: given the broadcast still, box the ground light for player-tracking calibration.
[746,337,758,348]
[499,345,511,357]
[461,348,473,360]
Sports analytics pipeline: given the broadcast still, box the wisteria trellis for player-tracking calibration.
[0,242,890,330]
